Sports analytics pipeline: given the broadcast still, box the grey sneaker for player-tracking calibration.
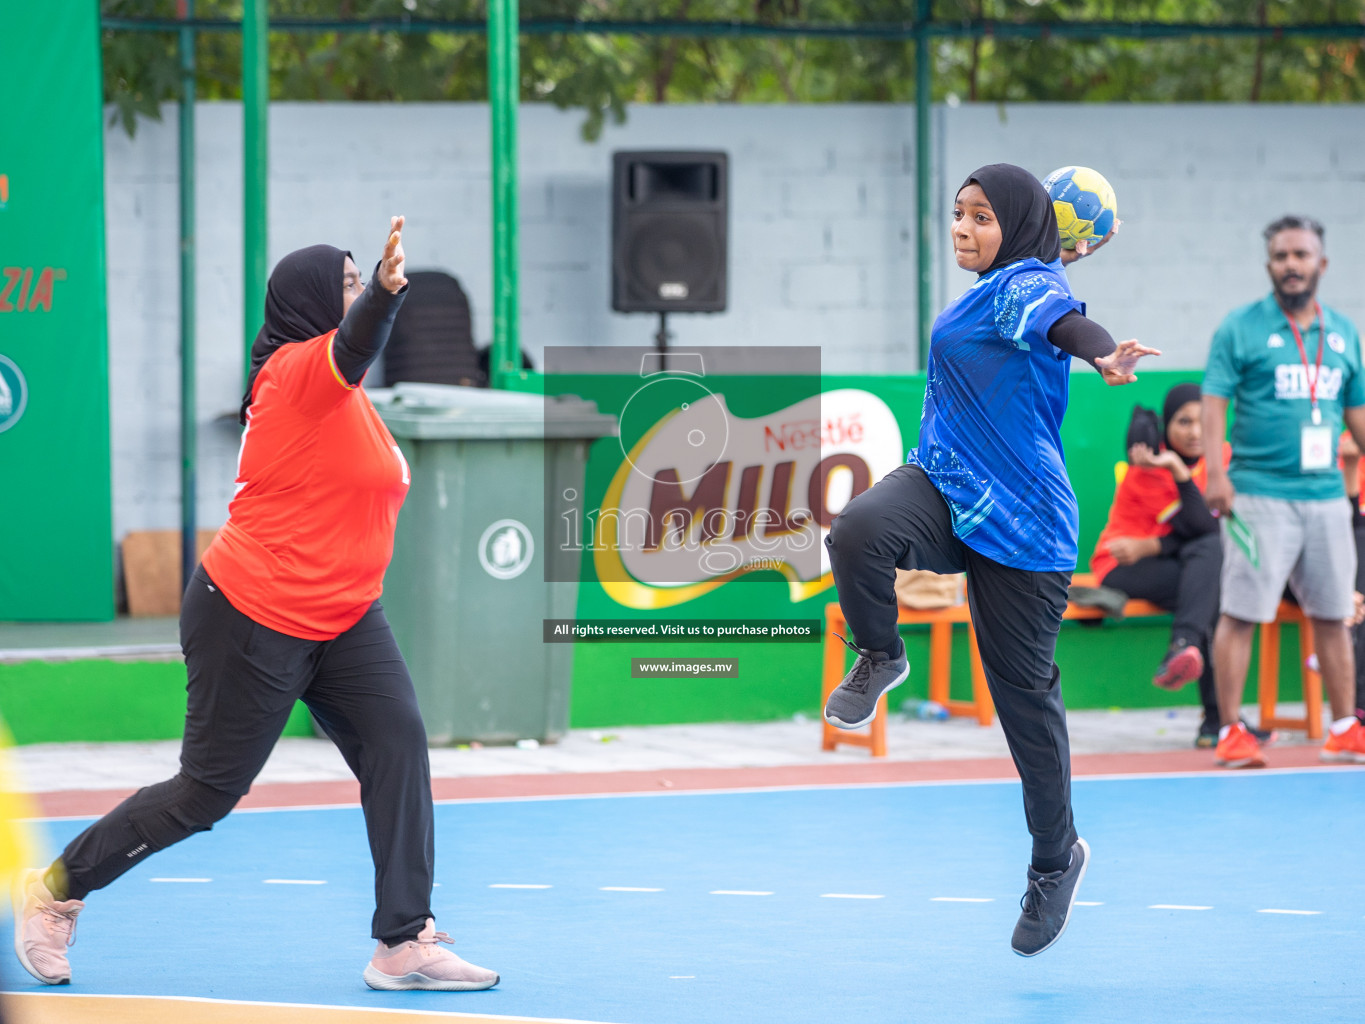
[1067,585,1128,619]
[1011,837,1090,957]
[823,635,909,730]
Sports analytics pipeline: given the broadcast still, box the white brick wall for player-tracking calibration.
[104,101,1365,538]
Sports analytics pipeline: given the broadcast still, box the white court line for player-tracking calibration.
[710,890,773,896]
[1149,904,1212,911]
[1258,908,1321,915]
[821,893,884,900]
[491,883,553,889]
[669,976,695,980]
[930,896,992,903]
[263,879,326,885]
[149,877,212,883]
[600,886,663,892]
[1075,901,1104,906]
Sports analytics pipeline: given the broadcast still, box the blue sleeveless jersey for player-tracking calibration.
[908,258,1084,571]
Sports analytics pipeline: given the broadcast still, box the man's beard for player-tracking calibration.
[1274,270,1320,312]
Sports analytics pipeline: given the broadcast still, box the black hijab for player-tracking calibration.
[239,244,352,424]
[1162,382,1203,466]
[960,163,1062,275]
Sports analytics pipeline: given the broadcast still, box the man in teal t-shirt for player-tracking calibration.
[1202,214,1365,768]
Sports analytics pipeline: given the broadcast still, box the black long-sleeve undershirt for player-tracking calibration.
[1047,309,1116,369]
[333,263,407,385]
[1156,478,1220,556]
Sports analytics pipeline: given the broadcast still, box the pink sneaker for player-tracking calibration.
[11,868,83,985]
[362,918,499,991]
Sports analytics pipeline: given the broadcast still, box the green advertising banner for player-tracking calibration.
[545,366,1203,724]
[0,3,113,619]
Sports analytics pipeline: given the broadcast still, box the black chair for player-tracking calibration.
[381,271,487,388]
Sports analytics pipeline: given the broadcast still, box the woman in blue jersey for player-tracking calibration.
[823,163,1156,957]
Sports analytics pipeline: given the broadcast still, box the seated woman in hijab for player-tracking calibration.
[1089,382,1260,748]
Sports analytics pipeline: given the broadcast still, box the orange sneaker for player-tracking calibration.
[1320,720,1365,764]
[1153,641,1203,691]
[1214,722,1265,769]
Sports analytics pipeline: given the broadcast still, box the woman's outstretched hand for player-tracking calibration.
[1096,339,1160,386]
[378,215,407,294]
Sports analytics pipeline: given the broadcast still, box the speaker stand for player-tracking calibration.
[654,311,672,360]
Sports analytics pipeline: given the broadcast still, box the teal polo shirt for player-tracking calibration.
[1202,294,1365,501]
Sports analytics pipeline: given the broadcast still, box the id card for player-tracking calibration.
[1301,422,1333,471]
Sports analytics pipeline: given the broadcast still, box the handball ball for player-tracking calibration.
[1042,166,1117,250]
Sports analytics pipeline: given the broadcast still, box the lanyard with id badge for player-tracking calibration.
[1288,303,1334,472]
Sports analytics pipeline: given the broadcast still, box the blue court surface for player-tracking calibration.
[8,769,1364,1024]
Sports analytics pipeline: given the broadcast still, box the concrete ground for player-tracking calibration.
[0,612,1329,797]
[8,701,1316,796]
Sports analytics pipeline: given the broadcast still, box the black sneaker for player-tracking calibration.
[1195,719,1219,748]
[1067,585,1128,620]
[823,635,909,730]
[1195,718,1276,749]
[1011,837,1090,957]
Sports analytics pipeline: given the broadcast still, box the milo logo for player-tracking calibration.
[580,388,903,609]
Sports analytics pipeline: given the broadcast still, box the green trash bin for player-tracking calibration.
[373,383,617,745]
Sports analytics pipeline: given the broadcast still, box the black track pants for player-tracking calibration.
[59,566,435,944]
[1102,530,1222,723]
[825,463,1078,864]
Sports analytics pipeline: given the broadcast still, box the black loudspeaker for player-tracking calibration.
[611,150,728,314]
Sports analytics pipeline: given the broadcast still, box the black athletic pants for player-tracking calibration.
[1101,531,1222,724]
[825,464,1078,866]
[57,566,435,944]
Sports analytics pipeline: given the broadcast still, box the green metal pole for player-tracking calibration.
[915,0,932,370]
[179,0,198,591]
[243,0,268,386]
[488,0,521,389]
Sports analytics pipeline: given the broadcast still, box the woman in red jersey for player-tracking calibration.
[13,218,499,993]
[1089,383,1229,746]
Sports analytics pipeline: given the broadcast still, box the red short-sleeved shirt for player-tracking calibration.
[201,332,410,640]
[1088,443,1229,581]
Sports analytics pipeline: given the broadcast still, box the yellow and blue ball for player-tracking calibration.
[1041,166,1117,250]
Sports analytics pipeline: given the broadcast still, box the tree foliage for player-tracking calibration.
[102,0,1365,138]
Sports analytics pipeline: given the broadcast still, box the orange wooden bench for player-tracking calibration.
[820,573,1323,756]
[820,599,987,759]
